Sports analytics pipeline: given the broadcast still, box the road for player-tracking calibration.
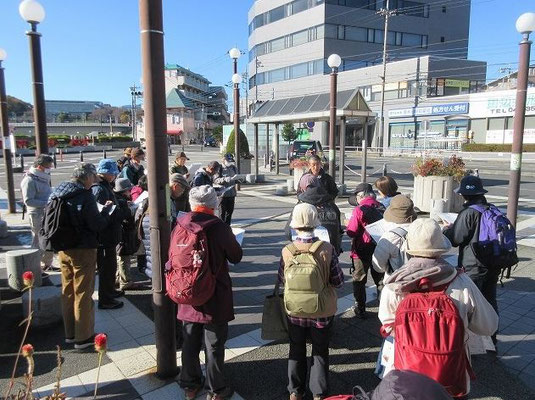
[0,145,533,214]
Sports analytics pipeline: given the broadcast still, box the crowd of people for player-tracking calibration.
[19,148,510,400]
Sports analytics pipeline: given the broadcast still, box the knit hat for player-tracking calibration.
[384,195,418,224]
[290,203,320,230]
[169,173,189,189]
[455,175,487,195]
[405,218,452,258]
[113,177,134,193]
[97,159,119,176]
[189,185,218,210]
[298,174,320,193]
[348,182,375,206]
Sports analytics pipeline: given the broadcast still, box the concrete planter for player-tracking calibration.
[412,175,464,213]
[240,158,252,175]
[293,167,308,191]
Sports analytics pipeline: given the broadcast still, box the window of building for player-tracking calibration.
[488,117,506,131]
[442,5,446,13]
[526,116,535,129]
[268,6,285,23]
[469,119,486,142]
[402,32,421,46]
[316,24,325,39]
[345,26,367,41]
[290,62,309,79]
[343,59,368,71]
[325,24,338,39]
[375,29,384,44]
[270,37,286,52]
[338,25,345,39]
[389,121,419,148]
[367,28,375,42]
[395,31,403,46]
[440,36,445,43]
[292,0,309,14]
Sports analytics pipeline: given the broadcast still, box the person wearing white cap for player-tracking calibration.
[279,203,344,400]
[379,218,498,396]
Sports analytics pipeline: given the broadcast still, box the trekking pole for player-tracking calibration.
[59,149,63,162]
[80,151,84,162]
[382,163,387,176]
[20,154,24,171]
[103,149,107,159]
[53,152,57,169]
[361,139,367,183]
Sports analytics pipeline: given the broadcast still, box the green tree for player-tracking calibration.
[7,95,31,117]
[281,123,298,144]
[212,125,223,145]
[119,111,131,124]
[56,112,69,122]
[226,128,251,158]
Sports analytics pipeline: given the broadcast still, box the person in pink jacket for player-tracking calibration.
[346,183,385,318]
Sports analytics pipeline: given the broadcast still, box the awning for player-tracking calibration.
[248,88,375,124]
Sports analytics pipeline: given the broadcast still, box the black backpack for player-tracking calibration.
[39,192,82,252]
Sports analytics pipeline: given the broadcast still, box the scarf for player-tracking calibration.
[192,206,215,215]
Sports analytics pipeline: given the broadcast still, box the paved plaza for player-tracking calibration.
[1,146,535,399]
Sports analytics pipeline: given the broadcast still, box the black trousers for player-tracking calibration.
[219,197,235,225]
[474,270,501,343]
[97,246,118,305]
[288,320,332,397]
[179,321,229,394]
[351,257,384,310]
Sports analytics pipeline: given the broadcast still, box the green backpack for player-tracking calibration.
[283,241,337,318]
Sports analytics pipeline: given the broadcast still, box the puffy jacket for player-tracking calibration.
[372,221,412,277]
[170,164,188,175]
[192,168,213,187]
[49,181,110,249]
[91,179,127,247]
[284,187,343,255]
[21,167,52,213]
[443,196,487,279]
[379,256,499,391]
[120,161,145,185]
[115,192,138,256]
[213,163,237,198]
[347,196,384,260]
[177,212,243,324]
[142,212,152,278]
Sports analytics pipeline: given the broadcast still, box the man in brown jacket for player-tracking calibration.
[176,185,243,400]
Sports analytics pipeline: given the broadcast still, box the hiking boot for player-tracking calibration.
[112,290,125,298]
[74,334,96,350]
[184,386,202,400]
[98,300,124,310]
[290,393,303,400]
[208,387,234,400]
[137,255,147,273]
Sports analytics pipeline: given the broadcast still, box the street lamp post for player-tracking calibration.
[232,73,242,174]
[507,12,535,228]
[327,54,341,180]
[139,0,177,378]
[229,48,241,174]
[19,0,48,155]
[0,49,16,213]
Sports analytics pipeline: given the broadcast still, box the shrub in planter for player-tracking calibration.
[226,129,253,159]
[412,154,466,182]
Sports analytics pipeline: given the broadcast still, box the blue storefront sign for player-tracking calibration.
[389,102,469,118]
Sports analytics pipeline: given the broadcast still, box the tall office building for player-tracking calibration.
[248,0,471,102]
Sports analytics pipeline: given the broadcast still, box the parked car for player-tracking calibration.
[287,140,326,169]
[204,136,217,147]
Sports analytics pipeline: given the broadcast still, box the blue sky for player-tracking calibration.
[0,0,532,107]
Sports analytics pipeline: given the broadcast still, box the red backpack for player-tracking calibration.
[165,219,218,306]
[393,275,475,398]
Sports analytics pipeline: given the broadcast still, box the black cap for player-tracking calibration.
[348,183,374,206]
[455,175,487,195]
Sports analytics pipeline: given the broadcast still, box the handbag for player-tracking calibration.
[261,281,289,341]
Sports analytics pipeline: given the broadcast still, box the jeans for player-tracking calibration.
[179,321,229,394]
[351,257,384,310]
[288,320,332,397]
[97,246,118,305]
[59,249,97,342]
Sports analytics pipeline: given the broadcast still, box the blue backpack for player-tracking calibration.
[470,204,518,274]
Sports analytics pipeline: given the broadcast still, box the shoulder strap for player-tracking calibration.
[390,227,407,239]
[469,204,487,213]
[286,243,299,256]
[309,240,324,254]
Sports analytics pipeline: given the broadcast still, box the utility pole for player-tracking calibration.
[242,71,249,118]
[139,0,177,378]
[130,84,142,142]
[255,56,262,105]
[376,0,397,152]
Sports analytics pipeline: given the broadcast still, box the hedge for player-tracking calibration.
[95,136,133,143]
[462,143,535,152]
